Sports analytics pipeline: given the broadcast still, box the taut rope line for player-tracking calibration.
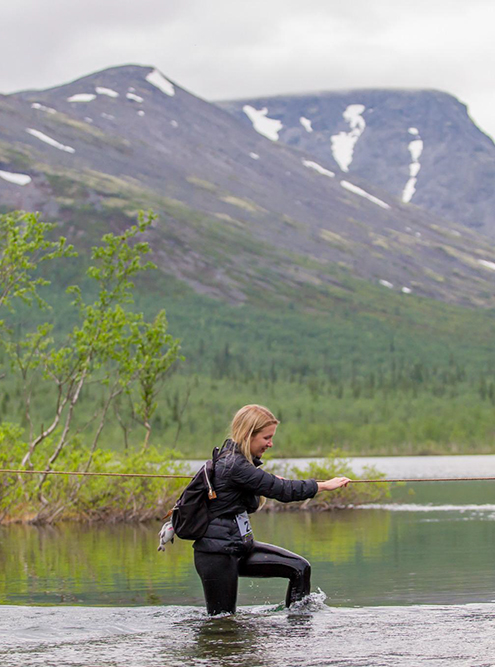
[0,469,192,479]
[1,469,495,483]
[348,477,495,483]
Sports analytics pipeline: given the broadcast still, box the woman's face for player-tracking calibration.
[249,424,277,459]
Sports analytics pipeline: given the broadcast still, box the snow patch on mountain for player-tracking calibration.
[67,93,96,103]
[137,110,145,117]
[242,106,283,141]
[31,103,56,114]
[250,152,260,160]
[0,170,32,185]
[126,92,144,103]
[145,69,175,96]
[402,287,412,294]
[478,259,495,271]
[302,159,335,178]
[409,140,423,166]
[341,180,390,209]
[95,87,119,98]
[331,104,366,172]
[300,117,313,133]
[402,132,424,203]
[101,113,115,120]
[379,279,393,289]
[26,128,75,153]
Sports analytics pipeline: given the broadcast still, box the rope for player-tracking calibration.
[1,469,495,483]
[0,469,193,479]
[349,477,495,483]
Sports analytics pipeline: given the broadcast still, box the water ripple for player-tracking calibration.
[2,603,495,667]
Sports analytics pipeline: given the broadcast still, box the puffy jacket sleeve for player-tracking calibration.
[229,457,318,503]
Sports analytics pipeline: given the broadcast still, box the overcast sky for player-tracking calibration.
[2,0,494,140]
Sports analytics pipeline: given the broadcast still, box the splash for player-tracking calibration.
[288,588,328,614]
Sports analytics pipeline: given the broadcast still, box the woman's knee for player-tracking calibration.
[292,555,311,579]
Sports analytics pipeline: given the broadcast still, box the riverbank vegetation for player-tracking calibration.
[0,424,187,524]
[0,421,388,523]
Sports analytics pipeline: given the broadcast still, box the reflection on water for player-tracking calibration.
[1,481,495,607]
[190,615,263,666]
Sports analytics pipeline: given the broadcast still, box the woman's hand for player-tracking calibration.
[317,477,351,492]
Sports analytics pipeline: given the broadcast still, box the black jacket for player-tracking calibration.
[193,440,318,554]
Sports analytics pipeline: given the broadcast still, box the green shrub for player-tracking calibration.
[0,423,190,523]
[265,449,390,510]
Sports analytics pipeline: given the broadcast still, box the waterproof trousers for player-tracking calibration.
[194,541,311,615]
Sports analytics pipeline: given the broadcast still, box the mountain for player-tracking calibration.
[218,89,495,237]
[0,66,495,309]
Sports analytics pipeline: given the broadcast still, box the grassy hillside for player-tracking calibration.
[2,259,495,457]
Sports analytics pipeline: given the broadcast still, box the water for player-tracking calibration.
[2,455,495,666]
[190,453,495,478]
[3,602,495,667]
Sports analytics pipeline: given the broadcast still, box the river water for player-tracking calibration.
[2,455,495,666]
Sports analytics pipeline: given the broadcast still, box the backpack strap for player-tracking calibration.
[218,439,236,458]
[211,446,220,466]
[203,463,217,500]
[203,447,221,500]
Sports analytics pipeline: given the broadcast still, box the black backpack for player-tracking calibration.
[170,446,220,540]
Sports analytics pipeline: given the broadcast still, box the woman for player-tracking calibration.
[193,404,350,615]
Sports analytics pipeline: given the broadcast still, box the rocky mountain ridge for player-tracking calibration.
[0,65,494,309]
[219,89,495,237]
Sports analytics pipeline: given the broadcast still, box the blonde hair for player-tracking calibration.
[229,404,279,464]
